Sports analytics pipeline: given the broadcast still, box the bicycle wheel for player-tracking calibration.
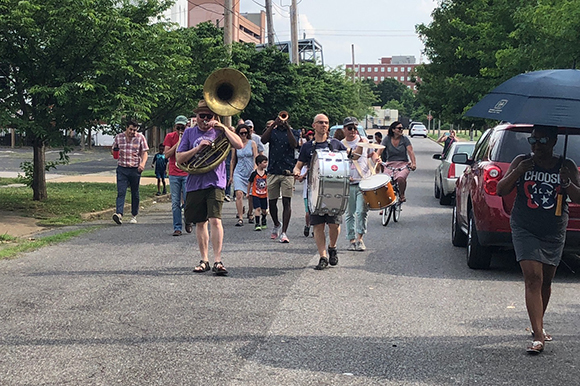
[393,202,402,222]
[382,205,393,226]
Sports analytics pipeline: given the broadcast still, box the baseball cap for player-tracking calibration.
[244,120,254,128]
[343,117,359,126]
[174,115,188,126]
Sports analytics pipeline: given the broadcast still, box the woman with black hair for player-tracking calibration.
[377,121,417,202]
[497,124,580,354]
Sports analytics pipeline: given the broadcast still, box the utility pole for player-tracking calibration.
[351,44,356,83]
[290,0,299,64]
[265,0,275,46]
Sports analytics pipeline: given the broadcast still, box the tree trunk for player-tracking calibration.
[32,138,47,201]
[88,127,92,149]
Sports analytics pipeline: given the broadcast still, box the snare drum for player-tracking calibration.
[359,174,397,210]
[308,149,350,216]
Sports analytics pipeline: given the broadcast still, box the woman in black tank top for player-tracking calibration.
[497,125,580,354]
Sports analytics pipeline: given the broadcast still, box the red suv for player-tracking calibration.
[451,123,580,269]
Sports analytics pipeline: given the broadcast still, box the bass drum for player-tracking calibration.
[359,173,397,210]
[308,149,350,216]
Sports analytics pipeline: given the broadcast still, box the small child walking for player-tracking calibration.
[151,144,168,195]
[248,155,268,231]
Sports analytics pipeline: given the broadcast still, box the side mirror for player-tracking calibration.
[452,153,472,165]
[432,153,442,160]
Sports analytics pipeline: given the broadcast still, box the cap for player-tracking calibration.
[343,117,359,126]
[193,99,214,114]
[306,130,314,135]
[244,119,254,128]
[174,115,188,126]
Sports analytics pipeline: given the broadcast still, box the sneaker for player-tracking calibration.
[328,247,338,266]
[254,223,262,231]
[261,218,268,230]
[130,216,137,224]
[314,257,329,270]
[270,224,281,239]
[112,213,123,225]
[303,225,310,237]
[279,232,289,243]
[355,240,366,251]
[348,241,357,251]
[156,192,161,196]
[162,190,167,195]
[224,195,231,202]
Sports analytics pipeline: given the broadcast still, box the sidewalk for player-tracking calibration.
[0,171,162,238]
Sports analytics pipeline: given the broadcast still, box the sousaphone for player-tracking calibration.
[178,68,251,174]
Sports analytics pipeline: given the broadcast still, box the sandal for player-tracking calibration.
[235,219,243,227]
[529,328,553,342]
[526,340,544,354]
[248,215,254,224]
[212,261,228,276]
[193,260,210,273]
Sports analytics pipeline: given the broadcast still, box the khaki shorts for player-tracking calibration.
[267,174,294,199]
[185,187,225,224]
[310,214,342,225]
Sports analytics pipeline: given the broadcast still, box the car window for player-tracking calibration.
[451,144,475,159]
[472,129,492,161]
[491,129,580,165]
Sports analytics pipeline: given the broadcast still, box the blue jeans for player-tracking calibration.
[345,184,368,240]
[116,166,141,216]
[169,175,188,231]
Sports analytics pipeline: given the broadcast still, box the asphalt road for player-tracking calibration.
[1,139,579,385]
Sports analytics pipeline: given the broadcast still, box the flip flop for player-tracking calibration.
[526,340,544,354]
[528,327,553,342]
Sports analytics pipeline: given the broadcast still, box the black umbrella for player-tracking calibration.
[465,69,580,215]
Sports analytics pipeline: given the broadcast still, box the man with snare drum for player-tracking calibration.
[294,114,347,270]
[342,117,380,251]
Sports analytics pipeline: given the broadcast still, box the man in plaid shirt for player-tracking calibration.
[111,119,149,225]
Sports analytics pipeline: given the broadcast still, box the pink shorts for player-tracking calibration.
[384,161,410,180]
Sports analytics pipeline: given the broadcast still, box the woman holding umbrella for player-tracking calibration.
[497,124,580,354]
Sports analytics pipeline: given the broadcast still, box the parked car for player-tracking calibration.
[452,123,580,269]
[329,125,369,140]
[409,124,428,138]
[433,141,475,205]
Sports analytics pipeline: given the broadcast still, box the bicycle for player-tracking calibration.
[379,164,411,226]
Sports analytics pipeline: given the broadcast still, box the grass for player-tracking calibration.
[0,182,159,226]
[0,177,22,186]
[0,227,97,259]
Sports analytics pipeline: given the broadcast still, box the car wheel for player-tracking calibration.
[439,178,452,205]
[434,178,441,199]
[466,209,492,269]
[451,205,467,247]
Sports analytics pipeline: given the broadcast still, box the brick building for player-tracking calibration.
[346,56,421,90]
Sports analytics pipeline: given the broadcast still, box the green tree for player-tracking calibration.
[0,0,176,200]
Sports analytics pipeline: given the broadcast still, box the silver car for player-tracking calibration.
[433,141,475,205]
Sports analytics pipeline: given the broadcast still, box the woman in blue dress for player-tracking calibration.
[230,124,257,226]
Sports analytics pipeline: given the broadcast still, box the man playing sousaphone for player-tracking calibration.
[341,117,380,251]
[294,113,347,270]
[176,100,244,276]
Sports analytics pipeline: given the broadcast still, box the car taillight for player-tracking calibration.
[484,165,502,195]
[447,163,456,179]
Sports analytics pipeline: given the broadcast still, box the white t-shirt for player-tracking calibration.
[343,136,372,183]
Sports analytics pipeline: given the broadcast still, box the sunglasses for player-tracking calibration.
[239,131,249,135]
[527,136,550,145]
[198,113,214,120]
[345,126,357,131]
[395,126,404,130]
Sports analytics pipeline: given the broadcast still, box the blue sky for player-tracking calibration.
[241,0,438,68]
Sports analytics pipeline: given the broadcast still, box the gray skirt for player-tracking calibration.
[511,224,565,266]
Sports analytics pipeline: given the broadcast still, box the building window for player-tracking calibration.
[401,76,405,81]
[380,67,384,72]
[367,76,371,80]
[394,67,398,72]
[354,66,358,71]
[407,76,411,81]
[387,67,391,72]
[374,67,378,72]
[407,67,412,72]
[374,76,378,81]
[407,85,411,89]
[380,76,384,81]
[368,67,372,72]
[361,67,365,72]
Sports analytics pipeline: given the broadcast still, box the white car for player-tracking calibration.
[409,124,428,138]
[433,141,475,205]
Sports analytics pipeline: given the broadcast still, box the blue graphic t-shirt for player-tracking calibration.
[266,126,300,175]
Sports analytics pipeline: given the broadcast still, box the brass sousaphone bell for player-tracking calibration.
[178,68,251,175]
